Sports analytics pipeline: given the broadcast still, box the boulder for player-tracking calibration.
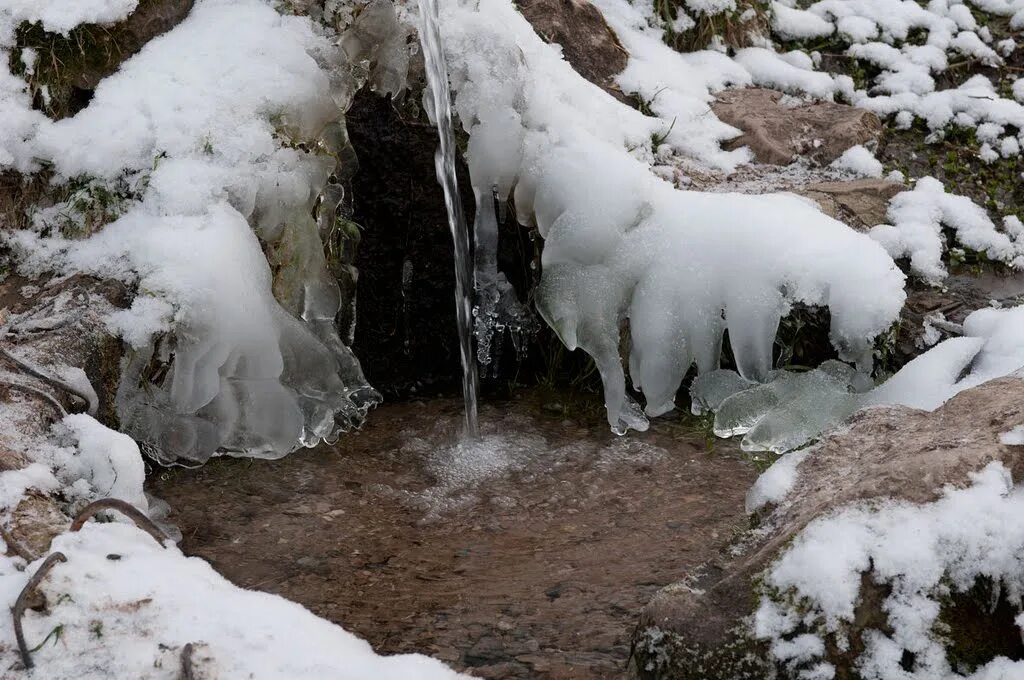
[633,377,1024,678]
[516,0,628,99]
[711,88,883,165]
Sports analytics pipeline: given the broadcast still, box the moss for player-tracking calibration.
[11,0,193,120]
[632,624,773,680]
[939,578,1024,673]
[13,20,126,119]
[28,173,146,240]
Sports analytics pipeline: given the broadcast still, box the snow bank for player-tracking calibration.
[0,523,467,679]
[754,462,1024,679]
[443,0,906,433]
[3,0,381,463]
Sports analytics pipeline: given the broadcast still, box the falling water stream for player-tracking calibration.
[417,0,480,439]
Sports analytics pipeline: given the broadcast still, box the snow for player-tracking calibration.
[1000,425,1024,445]
[735,47,847,99]
[869,177,1024,284]
[104,296,175,350]
[746,448,811,513]
[0,464,59,512]
[58,414,149,513]
[0,523,467,679]
[771,2,834,40]
[0,0,139,36]
[754,462,1024,679]
[588,0,753,171]
[830,144,884,177]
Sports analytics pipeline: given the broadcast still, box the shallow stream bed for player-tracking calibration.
[149,394,756,678]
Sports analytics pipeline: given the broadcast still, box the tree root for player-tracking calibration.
[70,499,168,547]
[12,552,67,670]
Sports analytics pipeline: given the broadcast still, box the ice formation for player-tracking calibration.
[700,304,1024,453]
[442,0,906,433]
[754,462,1024,679]
[1,0,404,463]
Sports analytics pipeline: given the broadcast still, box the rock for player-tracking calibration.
[516,0,628,98]
[0,274,130,424]
[711,88,883,166]
[8,493,70,558]
[797,178,902,231]
[0,274,131,558]
[633,377,1024,678]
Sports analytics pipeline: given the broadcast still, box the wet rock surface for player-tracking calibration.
[712,88,883,165]
[633,377,1024,678]
[150,396,757,678]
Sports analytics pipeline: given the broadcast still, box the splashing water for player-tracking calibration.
[418,0,479,439]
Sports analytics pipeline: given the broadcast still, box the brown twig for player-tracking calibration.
[179,642,195,680]
[0,524,36,562]
[70,499,168,547]
[12,552,67,670]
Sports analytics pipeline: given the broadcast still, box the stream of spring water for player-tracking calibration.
[417,0,480,439]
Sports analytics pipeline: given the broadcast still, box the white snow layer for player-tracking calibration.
[0,523,466,679]
[442,0,906,433]
[3,0,378,463]
[755,462,1024,679]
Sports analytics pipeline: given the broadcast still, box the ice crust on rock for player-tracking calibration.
[3,0,392,463]
[441,0,906,433]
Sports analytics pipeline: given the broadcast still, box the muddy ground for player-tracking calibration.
[149,394,757,678]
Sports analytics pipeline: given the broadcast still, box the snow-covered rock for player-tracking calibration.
[635,376,1024,678]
